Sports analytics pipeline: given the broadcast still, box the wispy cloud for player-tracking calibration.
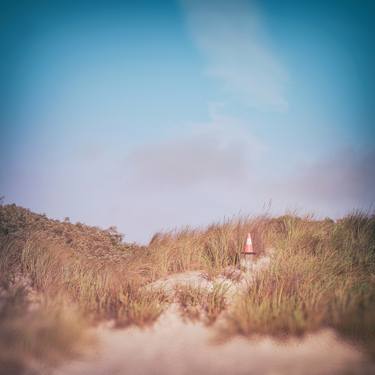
[181,0,288,111]
[126,114,263,188]
[290,149,375,208]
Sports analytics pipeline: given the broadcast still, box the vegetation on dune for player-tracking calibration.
[146,218,266,280]
[225,213,375,356]
[0,204,265,321]
[115,288,168,328]
[176,283,228,325]
[1,202,375,370]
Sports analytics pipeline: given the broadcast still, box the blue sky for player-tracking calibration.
[1,0,374,242]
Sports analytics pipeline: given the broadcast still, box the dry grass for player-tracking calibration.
[115,289,168,328]
[1,203,375,368]
[0,204,266,322]
[176,285,204,322]
[147,216,267,280]
[176,283,228,325]
[224,213,375,356]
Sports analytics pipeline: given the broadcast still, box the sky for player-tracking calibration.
[1,0,374,243]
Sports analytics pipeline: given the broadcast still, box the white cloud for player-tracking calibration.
[126,114,264,188]
[289,149,375,209]
[181,0,288,111]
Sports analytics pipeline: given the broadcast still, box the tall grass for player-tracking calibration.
[2,203,375,365]
[224,213,375,355]
[0,205,265,325]
[176,283,228,324]
[147,216,267,280]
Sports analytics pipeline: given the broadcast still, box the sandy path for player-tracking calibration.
[54,304,373,375]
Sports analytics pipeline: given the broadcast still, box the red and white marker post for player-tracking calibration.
[243,233,255,255]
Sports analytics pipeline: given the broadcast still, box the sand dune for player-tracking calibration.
[54,304,373,375]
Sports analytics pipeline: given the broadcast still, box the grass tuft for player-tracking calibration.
[176,283,228,325]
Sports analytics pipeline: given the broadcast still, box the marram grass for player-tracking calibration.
[1,203,375,366]
[224,213,375,356]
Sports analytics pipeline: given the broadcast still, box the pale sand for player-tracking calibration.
[54,304,373,375]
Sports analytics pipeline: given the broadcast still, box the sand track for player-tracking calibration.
[54,304,373,375]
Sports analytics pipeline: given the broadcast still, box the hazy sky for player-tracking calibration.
[1,0,374,243]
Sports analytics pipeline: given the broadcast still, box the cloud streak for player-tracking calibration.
[126,116,263,188]
[289,149,375,210]
[182,0,288,111]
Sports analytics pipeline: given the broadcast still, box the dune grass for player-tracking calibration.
[176,283,228,324]
[0,204,265,321]
[115,288,168,328]
[1,203,375,368]
[224,213,375,356]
